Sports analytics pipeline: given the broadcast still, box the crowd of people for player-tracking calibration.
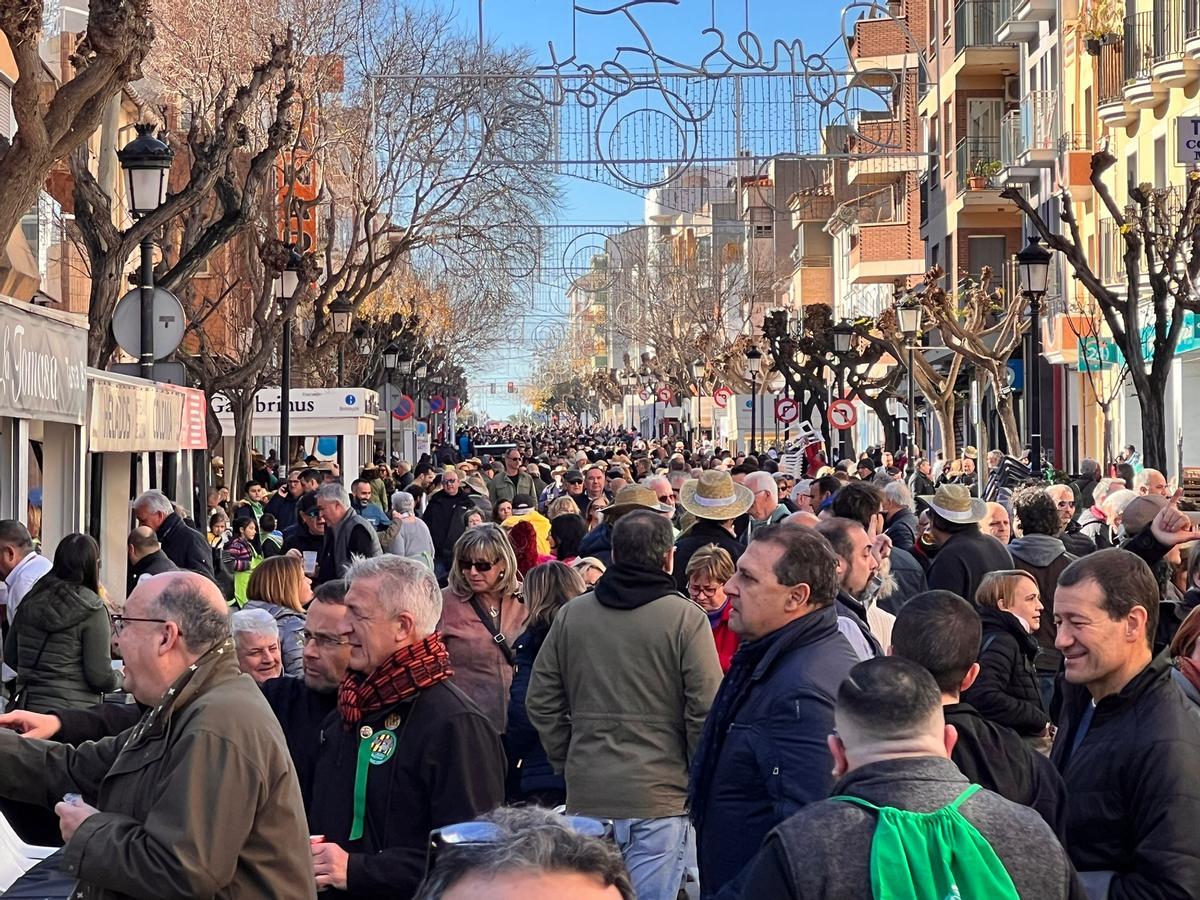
[0,425,1196,899]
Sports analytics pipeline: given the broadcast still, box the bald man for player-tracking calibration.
[127,525,178,594]
[784,511,820,529]
[0,572,315,897]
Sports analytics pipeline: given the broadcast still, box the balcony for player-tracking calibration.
[1152,0,1200,86]
[1097,40,1137,126]
[952,0,1018,73]
[1188,0,1200,60]
[998,91,1058,184]
[848,1,919,79]
[997,0,1055,43]
[846,116,923,185]
[787,256,833,307]
[1059,133,1097,190]
[955,135,1003,196]
[1124,12,1169,108]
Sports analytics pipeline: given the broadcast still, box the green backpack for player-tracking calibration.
[828,784,1020,900]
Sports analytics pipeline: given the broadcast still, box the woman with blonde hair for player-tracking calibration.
[685,544,738,672]
[505,561,587,806]
[962,569,1051,743]
[546,495,580,519]
[441,523,529,733]
[243,555,310,677]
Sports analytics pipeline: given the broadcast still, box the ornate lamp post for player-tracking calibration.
[383,341,400,462]
[896,300,923,473]
[690,358,706,450]
[273,246,304,472]
[830,320,856,462]
[329,294,353,471]
[1016,235,1052,475]
[745,344,763,455]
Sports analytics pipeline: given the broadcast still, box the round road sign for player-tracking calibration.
[828,399,857,431]
[639,389,651,402]
[392,395,415,421]
[656,387,672,403]
[111,287,186,361]
[429,394,445,413]
[775,398,799,424]
[712,386,733,409]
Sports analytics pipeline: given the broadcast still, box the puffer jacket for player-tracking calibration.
[962,605,1048,736]
[242,599,306,677]
[1008,533,1074,676]
[3,574,120,713]
[504,621,563,797]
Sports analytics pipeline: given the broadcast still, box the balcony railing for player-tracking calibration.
[1189,0,1200,39]
[1000,110,1023,168]
[1022,90,1058,150]
[954,0,1014,53]
[1098,218,1125,286]
[955,135,1002,194]
[1124,12,1155,82]
[1155,0,1187,61]
[1098,40,1126,104]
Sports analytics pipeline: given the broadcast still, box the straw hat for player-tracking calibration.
[603,485,672,520]
[920,483,988,524]
[678,471,754,521]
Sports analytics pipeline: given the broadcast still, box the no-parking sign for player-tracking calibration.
[392,395,415,421]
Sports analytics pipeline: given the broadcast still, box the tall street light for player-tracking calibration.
[329,295,353,471]
[639,364,653,437]
[117,123,175,381]
[274,246,303,472]
[690,358,706,450]
[831,320,855,462]
[896,299,923,473]
[1017,234,1052,476]
[383,341,399,463]
[745,344,763,456]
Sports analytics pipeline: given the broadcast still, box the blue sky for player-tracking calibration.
[430,0,853,418]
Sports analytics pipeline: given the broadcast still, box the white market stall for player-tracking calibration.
[213,387,380,480]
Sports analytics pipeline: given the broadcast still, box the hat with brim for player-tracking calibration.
[678,471,754,521]
[920,483,988,524]
[511,494,538,516]
[603,485,672,520]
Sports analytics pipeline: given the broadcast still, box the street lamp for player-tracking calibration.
[383,342,400,462]
[829,321,856,461]
[896,300,922,474]
[273,245,304,472]
[329,294,354,472]
[690,358,706,449]
[117,123,175,381]
[745,344,763,456]
[1017,234,1052,475]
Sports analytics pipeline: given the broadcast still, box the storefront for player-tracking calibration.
[86,370,208,600]
[212,388,380,480]
[0,297,88,556]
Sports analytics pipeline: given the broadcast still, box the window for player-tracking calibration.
[1083,88,1093,148]
[1154,136,1166,189]
[750,208,773,239]
[967,235,1006,284]
[0,81,11,140]
[927,114,940,183]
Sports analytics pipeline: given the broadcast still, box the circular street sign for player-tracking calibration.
[111,287,187,361]
[712,386,733,409]
[828,399,858,431]
[392,395,414,421]
[775,398,799,424]
[656,387,672,403]
[639,389,651,402]
[429,394,445,413]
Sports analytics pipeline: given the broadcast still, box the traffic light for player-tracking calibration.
[507,381,515,393]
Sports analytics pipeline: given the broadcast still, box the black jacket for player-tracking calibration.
[926,528,1013,605]
[674,520,745,591]
[881,547,928,613]
[1071,474,1100,511]
[944,701,1067,837]
[577,522,614,567]
[265,491,301,533]
[308,680,505,899]
[883,509,919,552]
[504,621,563,798]
[156,512,216,580]
[421,489,478,566]
[736,757,1084,900]
[1052,655,1200,898]
[260,675,336,814]
[690,606,858,897]
[908,471,936,501]
[962,607,1048,736]
[1060,523,1096,558]
[128,550,179,598]
[1077,507,1112,550]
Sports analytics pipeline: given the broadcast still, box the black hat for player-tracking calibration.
[562,470,584,484]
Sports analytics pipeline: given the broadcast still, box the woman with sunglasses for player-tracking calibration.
[440,524,529,734]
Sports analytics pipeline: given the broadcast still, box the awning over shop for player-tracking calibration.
[87,369,208,453]
[0,296,88,424]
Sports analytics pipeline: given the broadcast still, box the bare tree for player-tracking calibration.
[0,0,153,245]
[1064,303,1129,466]
[1001,155,1200,470]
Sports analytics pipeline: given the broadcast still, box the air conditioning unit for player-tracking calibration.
[1004,76,1021,104]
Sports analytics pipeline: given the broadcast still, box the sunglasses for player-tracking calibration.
[426,816,612,876]
[459,559,498,573]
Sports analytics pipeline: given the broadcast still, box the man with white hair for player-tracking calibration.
[1134,467,1169,497]
[1046,483,1096,557]
[1077,477,1122,551]
[1071,457,1103,509]
[133,488,216,579]
[314,482,381,586]
[307,556,503,898]
[880,480,918,552]
[232,607,283,684]
[744,470,789,543]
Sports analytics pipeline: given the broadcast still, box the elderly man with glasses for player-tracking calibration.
[1046,484,1096,557]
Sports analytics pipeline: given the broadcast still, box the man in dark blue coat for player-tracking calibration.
[688,524,858,899]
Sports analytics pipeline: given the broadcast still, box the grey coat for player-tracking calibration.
[737,756,1085,900]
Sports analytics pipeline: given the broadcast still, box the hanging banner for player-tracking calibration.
[88,375,184,453]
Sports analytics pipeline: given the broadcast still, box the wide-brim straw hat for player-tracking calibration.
[603,485,672,520]
[920,483,988,524]
[679,471,754,521]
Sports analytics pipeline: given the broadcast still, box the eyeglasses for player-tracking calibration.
[110,615,171,635]
[505,455,522,463]
[658,495,673,503]
[459,559,498,573]
[301,630,350,648]
[426,816,612,875]
[1056,500,1076,509]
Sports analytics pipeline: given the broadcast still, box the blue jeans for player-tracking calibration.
[610,815,690,900]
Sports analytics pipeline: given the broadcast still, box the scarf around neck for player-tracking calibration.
[337,634,453,728]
